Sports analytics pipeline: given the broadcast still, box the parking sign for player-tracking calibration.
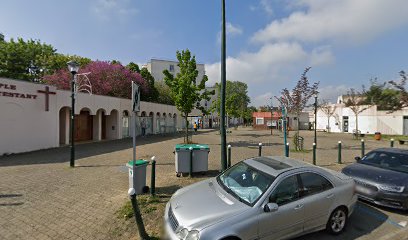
[132,81,140,112]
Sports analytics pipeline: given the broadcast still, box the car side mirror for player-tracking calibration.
[355,156,361,162]
[264,203,279,213]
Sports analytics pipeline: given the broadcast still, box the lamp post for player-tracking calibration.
[314,94,318,147]
[67,61,79,168]
[220,0,227,171]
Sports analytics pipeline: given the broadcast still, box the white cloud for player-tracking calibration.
[206,42,333,86]
[91,0,138,22]
[317,85,351,103]
[217,22,243,43]
[253,92,274,107]
[226,22,243,36]
[260,0,274,15]
[310,46,334,66]
[252,0,408,44]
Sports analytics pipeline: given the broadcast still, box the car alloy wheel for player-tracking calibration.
[327,208,347,235]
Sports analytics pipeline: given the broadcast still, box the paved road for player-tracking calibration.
[0,128,407,239]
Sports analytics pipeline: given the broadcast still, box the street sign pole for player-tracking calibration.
[132,82,140,182]
[282,106,288,156]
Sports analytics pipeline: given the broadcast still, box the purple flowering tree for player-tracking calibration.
[43,61,149,99]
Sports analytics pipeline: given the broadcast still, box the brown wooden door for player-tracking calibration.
[75,111,93,141]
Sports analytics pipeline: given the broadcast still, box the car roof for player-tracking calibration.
[244,156,312,176]
[370,148,408,154]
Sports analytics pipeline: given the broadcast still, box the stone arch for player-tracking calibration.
[122,110,130,138]
[141,111,147,117]
[105,109,119,139]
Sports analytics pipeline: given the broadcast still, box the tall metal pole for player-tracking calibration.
[282,106,288,156]
[70,73,76,167]
[270,97,273,135]
[220,0,227,171]
[314,95,317,146]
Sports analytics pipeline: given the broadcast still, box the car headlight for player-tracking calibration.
[378,185,405,193]
[176,228,200,240]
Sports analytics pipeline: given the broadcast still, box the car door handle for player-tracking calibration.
[326,193,334,199]
[294,204,303,210]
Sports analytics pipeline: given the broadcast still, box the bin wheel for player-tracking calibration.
[142,186,149,194]
[176,173,181,177]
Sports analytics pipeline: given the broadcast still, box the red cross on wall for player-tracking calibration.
[37,86,56,111]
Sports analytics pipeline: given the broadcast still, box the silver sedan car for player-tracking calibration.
[164,156,357,240]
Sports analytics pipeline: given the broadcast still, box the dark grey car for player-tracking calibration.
[342,148,408,210]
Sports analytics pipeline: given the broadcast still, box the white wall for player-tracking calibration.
[317,103,408,135]
[147,59,205,83]
[0,78,186,155]
[0,78,59,154]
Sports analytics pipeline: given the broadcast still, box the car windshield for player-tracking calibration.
[360,151,408,174]
[217,162,275,206]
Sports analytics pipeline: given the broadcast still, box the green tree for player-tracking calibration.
[126,62,140,73]
[243,106,257,124]
[0,37,55,81]
[0,33,4,41]
[363,78,401,111]
[211,81,251,121]
[140,67,159,102]
[163,49,213,143]
[45,54,91,74]
[389,71,408,109]
[155,81,175,105]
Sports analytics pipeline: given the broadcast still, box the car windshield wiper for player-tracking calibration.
[217,177,249,205]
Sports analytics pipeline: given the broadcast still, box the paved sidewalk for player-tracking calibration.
[0,128,407,239]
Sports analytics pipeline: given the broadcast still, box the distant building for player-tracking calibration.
[145,59,206,83]
[252,111,310,130]
[315,96,408,135]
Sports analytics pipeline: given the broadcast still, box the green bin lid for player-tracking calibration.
[175,144,210,150]
[127,159,148,166]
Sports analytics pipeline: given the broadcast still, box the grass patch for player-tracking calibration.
[116,195,163,220]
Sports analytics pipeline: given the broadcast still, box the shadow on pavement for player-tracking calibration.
[155,185,182,195]
[0,133,185,167]
[0,129,218,167]
[0,193,24,207]
[297,201,391,240]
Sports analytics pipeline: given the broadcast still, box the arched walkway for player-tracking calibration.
[122,110,130,138]
[105,109,119,140]
[59,106,71,145]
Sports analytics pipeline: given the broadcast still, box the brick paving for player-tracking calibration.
[0,128,407,239]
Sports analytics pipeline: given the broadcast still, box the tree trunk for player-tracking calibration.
[297,113,300,151]
[184,114,189,143]
[327,116,330,133]
[355,113,359,140]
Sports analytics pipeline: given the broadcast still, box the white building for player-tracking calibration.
[145,59,206,83]
[315,96,408,135]
[0,78,184,155]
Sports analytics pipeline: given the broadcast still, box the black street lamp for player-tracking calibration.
[67,61,79,167]
[220,0,227,171]
[314,93,318,146]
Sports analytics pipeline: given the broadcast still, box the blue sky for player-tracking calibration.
[1,0,408,107]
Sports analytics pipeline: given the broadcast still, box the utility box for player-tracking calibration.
[126,160,148,194]
[175,144,209,176]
